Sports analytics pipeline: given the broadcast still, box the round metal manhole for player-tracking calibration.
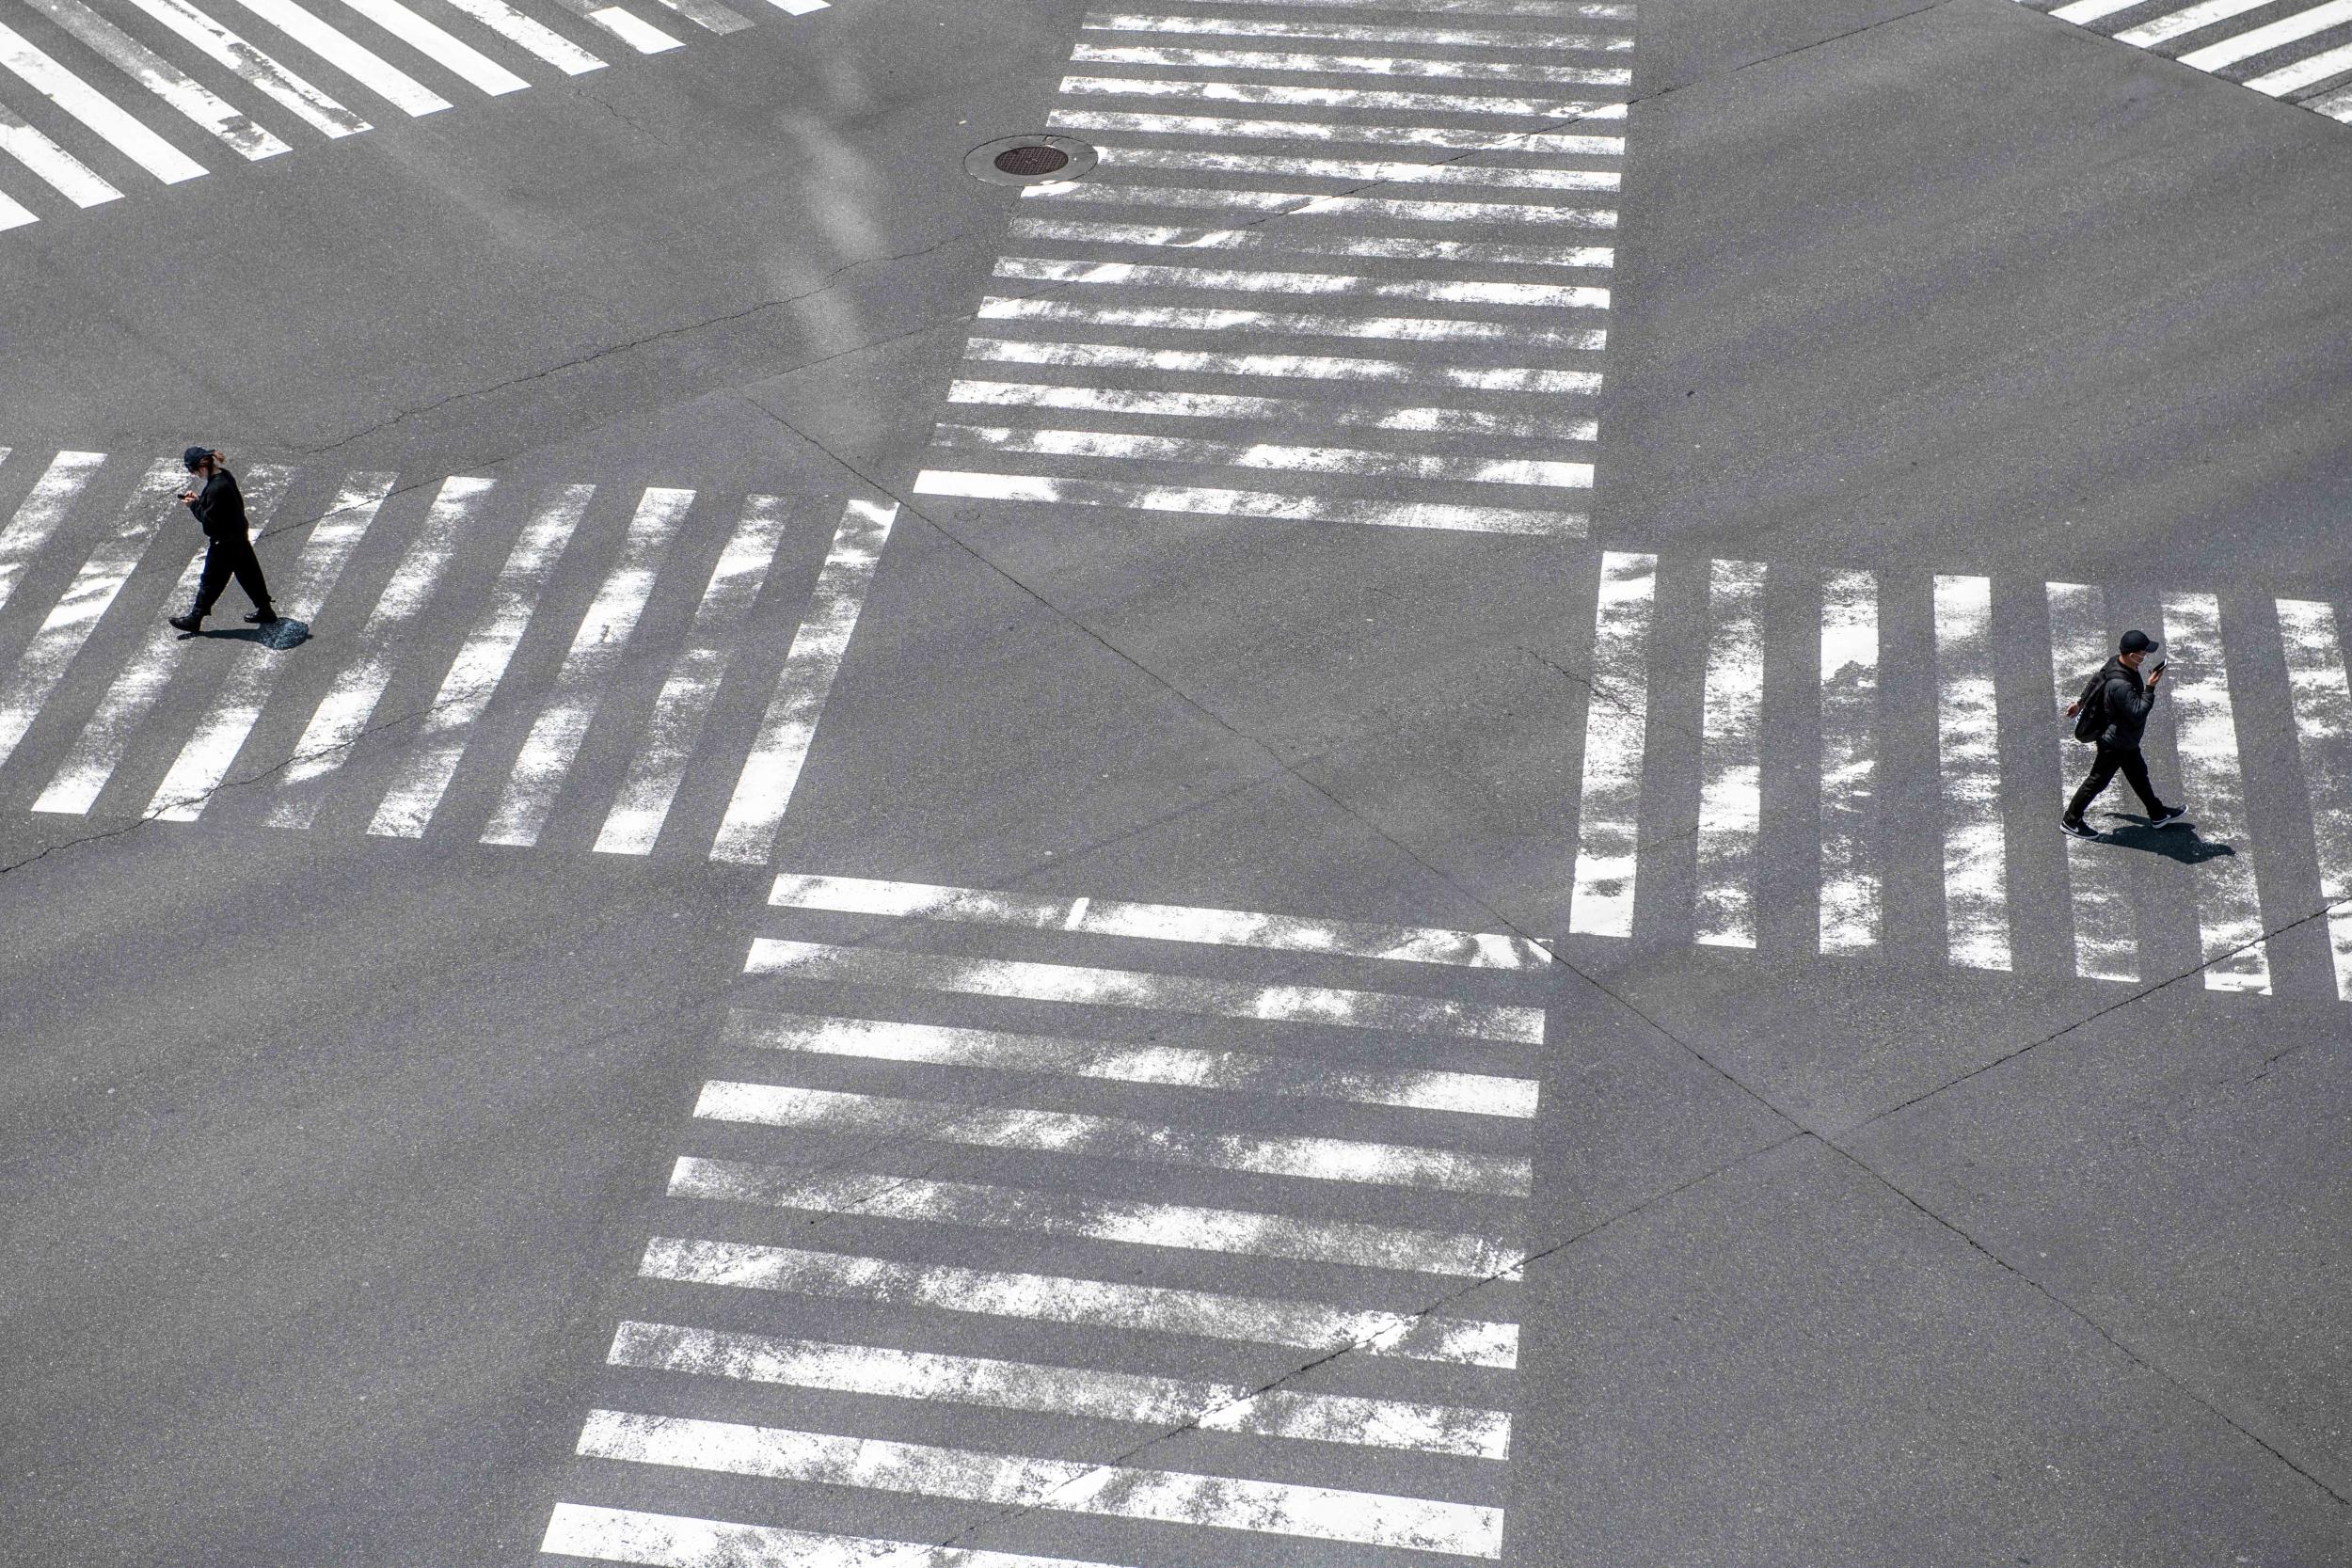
[966,133,1096,187]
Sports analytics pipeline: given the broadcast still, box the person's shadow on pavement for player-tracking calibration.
[2100,815,2238,864]
[173,619,310,649]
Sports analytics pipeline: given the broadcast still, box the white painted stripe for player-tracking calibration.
[229,0,451,115]
[482,486,694,847]
[1693,559,1764,948]
[2161,593,2271,992]
[263,475,495,828]
[1933,575,2010,971]
[1009,214,1613,269]
[29,467,294,816]
[2277,599,2352,1000]
[2312,78,2352,114]
[1819,570,1881,954]
[0,451,108,610]
[765,0,827,10]
[581,4,682,51]
[1047,107,1624,153]
[744,937,1545,1040]
[435,0,604,72]
[646,0,753,33]
[326,0,529,93]
[146,473,395,820]
[2180,0,2352,69]
[946,379,1597,440]
[1060,72,1627,118]
[1164,0,1631,11]
[575,1409,1505,1558]
[728,1009,1542,1117]
[976,294,1604,348]
[595,497,793,855]
[0,463,182,771]
[1567,551,1656,939]
[1081,12,1634,51]
[0,100,120,205]
[0,21,207,183]
[2115,0,2269,45]
[2047,583,2137,981]
[542,1501,1136,1568]
[914,468,1584,535]
[993,256,1609,308]
[0,188,33,230]
[932,425,1592,488]
[611,1319,1512,1456]
[2245,37,2352,91]
[21,0,289,159]
[119,0,369,138]
[367,485,594,838]
[1089,145,1619,189]
[1068,43,1630,86]
[967,336,1602,392]
[640,1233,1518,1365]
[695,1081,1531,1194]
[1023,182,1618,228]
[2050,0,2144,22]
[770,871,1552,967]
[710,499,895,864]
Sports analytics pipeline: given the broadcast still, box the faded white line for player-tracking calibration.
[1819,570,1880,954]
[932,425,1591,488]
[1163,0,1631,11]
[436,0,605,73]
[1067,43,1630,87]
[1059,72,1626,118]
[1022,182,1618,228]
[0,100,119,206]
[119,0,369,137]
[327,0,529,93]
[968,336,1602,393]
[542,1502,1134,1568]
[646,0,755,34]
[1080,12,1633,51]
[975,294,1606,347]
[227,0,450,115]
[2277,599,2352,1000]
[1047,107,1624,153]
[913,468,1584,535]
[0,188,32,230]
[946,379,1597,440]
[1568,551,1657,939]
[993,256,1609,307]
[2179,0,2352,70]
[550,0,682,52]
[2115,0,2269,45]
[1934,575,2010,971]
[2048,583,2137,981]
[2161,593,2270,993]
[1009,214,1613,268]
[0,450,108,610]
[0,20,206,183]
[1694,559,1765,948]
[2248,38,2352,94]
[1089,145,1619,189]
[21,0,289,159]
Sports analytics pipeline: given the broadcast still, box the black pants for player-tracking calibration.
[192,532,274,617]
[2068,741,2164,822]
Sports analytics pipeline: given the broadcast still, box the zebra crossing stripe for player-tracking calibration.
[914,470,1585,535]
[118,0,370,139]
[1022,182,1619,229]
[226,0,452,116]
[552,0,683,54]
[644,0,755,34]
[436,0,606,72]
[1568,551,1657,939]
[965,337,1603,393]
[20,0,290,160]
[2164,594,2271,992]
[0,188,31,230]
[1067,43,1629,87]
[2178,0,2352,71]
[1694,559,1765,948]
[1088,145,1620,190]
[946,379,1597,440]
[1008,214,1615,269]
[1934,575,2010,972]
[1079,12,1635,51]
[1045,107,1627,154]
[976,296,1605,345]
[1057,72,1626,118]
[991,256,1613,305]
[541,1502,1134,1568]
[2276,600,2352,1001]
[0,98,124,206]
[2116,0,2267,44]
[1819,570,1882,954]
[0,451,107,611]
[324,0,531,96]
[0,20,208,184]
[2048,583,2138,981]
[932,424,1589,487]
[1184,0,1631,11]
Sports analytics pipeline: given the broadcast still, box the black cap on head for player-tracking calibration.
[2121,629,2161,657]
[183,446,211,471]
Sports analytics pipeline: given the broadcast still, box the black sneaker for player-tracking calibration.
[167,611,201,633]
[2150,804,2187,828]
[2060,816,2098,840]
[244,609,279,625]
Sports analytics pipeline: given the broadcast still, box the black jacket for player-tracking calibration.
[188,468,249,542]
[2091,657,2157,749]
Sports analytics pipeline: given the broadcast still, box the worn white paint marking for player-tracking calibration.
[366,485,594,839]
[975,295,1605,349]
[229,0,450,115]
[1933,575,2011,971]
[1069,43,1630,87]
[436,0,604,72]
[119,0,368,137]
[2277,600,2352,1000]
[745,936,1543,1040]
[2180,0,2352,69]
[1060,72,1627,118]
[0,21,207,183]
[645,0,755,36]
[330,0,530,91]
[2160,594,2271,992]
[1567,552,1657,939]
[1172,0,1631,11]
[0,450,108,611]
[611,1319,1513,1457]
[596,497,790,855]
[1022,182,1619,230]
[1088,146,1619,190]
[933,425,1592,489]
[576,1410,1505,1558]
[0,463,182,770]
[1009,214,1613,269]
[968,337,1602,394]
[0,99,120,205]
[2247,39,2352,92]
[541,1503,1136,1568]
[2051,0,2146,22]
[146,473,396,820]
[0,188,33,230]
[2114,0,2270,44]
[1048,107,1624,153]
[29,467,294,816]
[766,0,828,10]
[573,2,682,51]
[770,871,1552,967]
[695,1081,1531,1194]
[947,380,1597,441]
[1694,560,1765,948]
[710,499,895,864]
[263,475,496,829]
[2315,80,2352,119]
[21,0,289,159]
[993,256,1608,308]
[1819,570,1881,954]
[914,469,1584,536]
[2047,583,2137,981]
[641,1234,1518,1366]
[1081,12,1633,51]
[481,486,693,847]
[729,1009,1542,1117]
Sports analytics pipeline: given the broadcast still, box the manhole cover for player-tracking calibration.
[966,134,1096,187]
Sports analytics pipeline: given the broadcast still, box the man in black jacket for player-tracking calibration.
[167,446,278,634]
[2063,628,2187,838]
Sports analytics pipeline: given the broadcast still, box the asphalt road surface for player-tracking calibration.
[2,0,2348,1564]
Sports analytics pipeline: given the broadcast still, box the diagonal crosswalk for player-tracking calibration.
[0,0,834,233]
[537,871,1545,1568]
[2018,0,2352,123]
[0,444,891,861]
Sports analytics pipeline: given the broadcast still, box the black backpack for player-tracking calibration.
[2072,671,2106,743]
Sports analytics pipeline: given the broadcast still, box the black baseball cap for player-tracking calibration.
[2120,629,2161,657]
[183,445,212,470]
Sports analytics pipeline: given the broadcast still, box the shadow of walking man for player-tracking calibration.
[2101,816,2237,864]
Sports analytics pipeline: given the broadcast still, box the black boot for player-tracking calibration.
[168,610,202,633]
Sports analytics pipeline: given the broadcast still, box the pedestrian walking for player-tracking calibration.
[167,446,278,634]
[2062,628,2187,838]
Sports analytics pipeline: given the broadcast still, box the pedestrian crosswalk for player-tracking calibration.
[0,445,891,862]
[0,0,833,234]
[2016,0,2352,122]
[912,0,1630,538]
[538,871,1547,1568]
